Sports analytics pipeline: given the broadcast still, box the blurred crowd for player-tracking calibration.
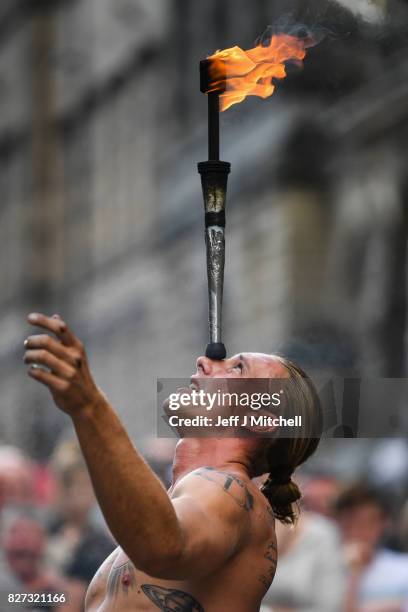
[0,440,115,612]
[1,437,408,612]
[261,452,408,612]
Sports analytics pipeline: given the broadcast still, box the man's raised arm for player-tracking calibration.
[23,313,248,579]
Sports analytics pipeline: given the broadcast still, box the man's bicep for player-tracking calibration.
[170,468,252,578]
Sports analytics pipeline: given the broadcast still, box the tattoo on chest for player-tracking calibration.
[194,467,254,511]
[141,584,204,612]
[107,561,137,598]
[258,540,278,589]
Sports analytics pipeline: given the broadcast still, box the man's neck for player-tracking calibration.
[171,438,255,485]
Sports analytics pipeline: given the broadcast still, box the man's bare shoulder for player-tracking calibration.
[171,466,258,514]
[171,467,277,589]
[172,466,276,540]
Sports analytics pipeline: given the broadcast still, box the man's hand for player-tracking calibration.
[24,313,103,416]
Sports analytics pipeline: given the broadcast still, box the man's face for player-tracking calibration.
[4,519,45,583]
[302,477,340,518]
[337,503,387,549]
[59,466,95,523]
[192,352,288,380]
[164,353,289,436]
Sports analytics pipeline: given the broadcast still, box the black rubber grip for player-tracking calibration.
[205,211,226,227]
[205,343,227,360]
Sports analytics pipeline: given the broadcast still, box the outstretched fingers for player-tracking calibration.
[27,313,81,348]
[24,312,101,416]
[24,349,76,380]
[24,334,82,369]
[24,313,86,394]
[27,366,70,392]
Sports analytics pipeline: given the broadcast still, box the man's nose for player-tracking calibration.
[196,356,217,375]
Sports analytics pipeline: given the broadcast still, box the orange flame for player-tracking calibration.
[208,34,311,111]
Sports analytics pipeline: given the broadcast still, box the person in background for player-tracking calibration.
[0,446,35,509]
[301,472,341,519]
[46,439,114,610]
[3,511,66,610]
[261,487,345,612]
[140,437,176,489]
[0,446,37,608]
[333,482,408,612]
[398,500,408,553]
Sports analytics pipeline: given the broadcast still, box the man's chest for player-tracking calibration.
[86,549,205,612]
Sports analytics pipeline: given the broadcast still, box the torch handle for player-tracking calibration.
[208,93,220,161]
[198,161,230,361]
[205,224,225,344]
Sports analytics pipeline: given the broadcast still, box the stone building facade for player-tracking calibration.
[0,0,407,457]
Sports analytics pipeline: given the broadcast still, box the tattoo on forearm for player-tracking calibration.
[142,584,204,611]
[194,467,254,511]
[259,540,277,589]
[107,561,137,598]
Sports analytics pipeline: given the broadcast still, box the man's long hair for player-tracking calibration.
[260,358,323,525]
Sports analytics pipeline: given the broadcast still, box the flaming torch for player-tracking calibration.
[198,58,230,361]
[198,32,314,360]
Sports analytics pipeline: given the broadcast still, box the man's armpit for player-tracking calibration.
[191,467,254,512]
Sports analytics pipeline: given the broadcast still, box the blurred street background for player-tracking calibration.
[0,0,408,610]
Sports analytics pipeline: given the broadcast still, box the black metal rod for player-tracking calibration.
[208,92,220,161]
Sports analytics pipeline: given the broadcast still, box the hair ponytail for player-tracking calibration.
[261,469,301,525]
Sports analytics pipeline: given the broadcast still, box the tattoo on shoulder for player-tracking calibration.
[107,561,137,598]
[142,584,204,611]
[258,540,278,589]
[265,503,275,523]
[193,467,254,511]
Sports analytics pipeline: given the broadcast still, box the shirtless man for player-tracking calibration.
[24,312,322,612]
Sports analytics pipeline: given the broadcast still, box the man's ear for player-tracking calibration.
[243,409,279,435]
